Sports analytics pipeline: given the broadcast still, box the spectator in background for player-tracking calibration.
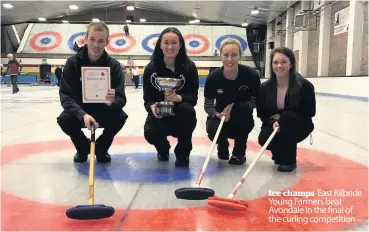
[4,53,22,94]
[132,65,140,88]
[127,56,134,68]
[55,66,62,87]
[124,24,129,35]
[73,42,80,52]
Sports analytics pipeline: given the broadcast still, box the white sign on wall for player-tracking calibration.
[293,32,300,51]
[333,6,349,37]
[311,0,323,10]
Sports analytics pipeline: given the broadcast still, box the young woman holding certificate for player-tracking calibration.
[142,27,199,168]
[57,22,128,163]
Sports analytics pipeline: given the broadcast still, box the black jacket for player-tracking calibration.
[59,45,126,120]
[142,60,199,115]
[55,67,62,78]
[256,73,316,126]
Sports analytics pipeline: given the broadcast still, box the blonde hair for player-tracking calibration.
[219,38,242,56]
[86,22,110,40]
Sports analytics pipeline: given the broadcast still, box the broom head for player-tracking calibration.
[66,204,115,220]
[207,196,248,211]
[175,187,215,200]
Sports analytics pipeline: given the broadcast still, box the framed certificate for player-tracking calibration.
[81,67,111,103]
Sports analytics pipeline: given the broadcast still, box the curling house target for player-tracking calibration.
[106,33,136,53]
[67,32,86,51]
[183,34,210,55]
[215,34,247,51]
[30,31,62,51]
[1,136,367,231]
[142,33,160,53]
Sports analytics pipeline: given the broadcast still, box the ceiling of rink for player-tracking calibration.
[1,1,298,26]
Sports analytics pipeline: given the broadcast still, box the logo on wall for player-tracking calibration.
[215,34,248,51]
[30,31,62,51]
[183,34,210,55]
[141,33,160,53]
[67,32,86,51]
[106,33,136,53]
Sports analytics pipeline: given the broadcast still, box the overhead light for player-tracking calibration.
[62,20,68,23]
[126,20,131,23]
[69,5,78,10]
[140,18,146,22]
[127,6,134,11]
[251,9,259,15]
[194,19,200,23]
[3,3,13,9]
[92,18,100,22]
[242,22,248,27]
[38,17,46,21]
[189,20,195,24]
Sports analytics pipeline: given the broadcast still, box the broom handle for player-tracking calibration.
[227,126,279,199]
[88,125,96,205]
[195,116,226,186]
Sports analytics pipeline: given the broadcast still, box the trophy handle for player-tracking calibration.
[175,74,186,92]
[150,73,161,91]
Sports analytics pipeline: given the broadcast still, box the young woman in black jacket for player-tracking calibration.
[257,47,316,172]
[204,39,261,165]
[142,27,199,167]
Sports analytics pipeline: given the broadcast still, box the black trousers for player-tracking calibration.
[57,106,127,156]
[144,102,197,160]
[133,75,139,88]
[258,111,313,165]
[206,104,254,157]
[10,75,19,93]
[56,75,61,87]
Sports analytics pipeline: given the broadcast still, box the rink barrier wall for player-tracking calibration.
[2,75,367,102]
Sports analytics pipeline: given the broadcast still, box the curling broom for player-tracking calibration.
[175,116,226,200]
[66,124,115,220]
[207,126,279,210]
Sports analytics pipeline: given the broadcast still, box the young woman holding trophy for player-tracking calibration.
[142,27,199,167]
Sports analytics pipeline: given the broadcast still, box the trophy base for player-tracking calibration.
[157,101,175,118]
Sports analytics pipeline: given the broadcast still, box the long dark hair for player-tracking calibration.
[151,27,191,70]
[270,47,302,107]
[270,46,297,82]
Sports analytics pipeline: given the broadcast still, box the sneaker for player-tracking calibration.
[277,164,297,172]
[228,156,246,165]
[73,153,88,163]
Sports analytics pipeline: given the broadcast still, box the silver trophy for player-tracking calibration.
[151,75,185,117]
